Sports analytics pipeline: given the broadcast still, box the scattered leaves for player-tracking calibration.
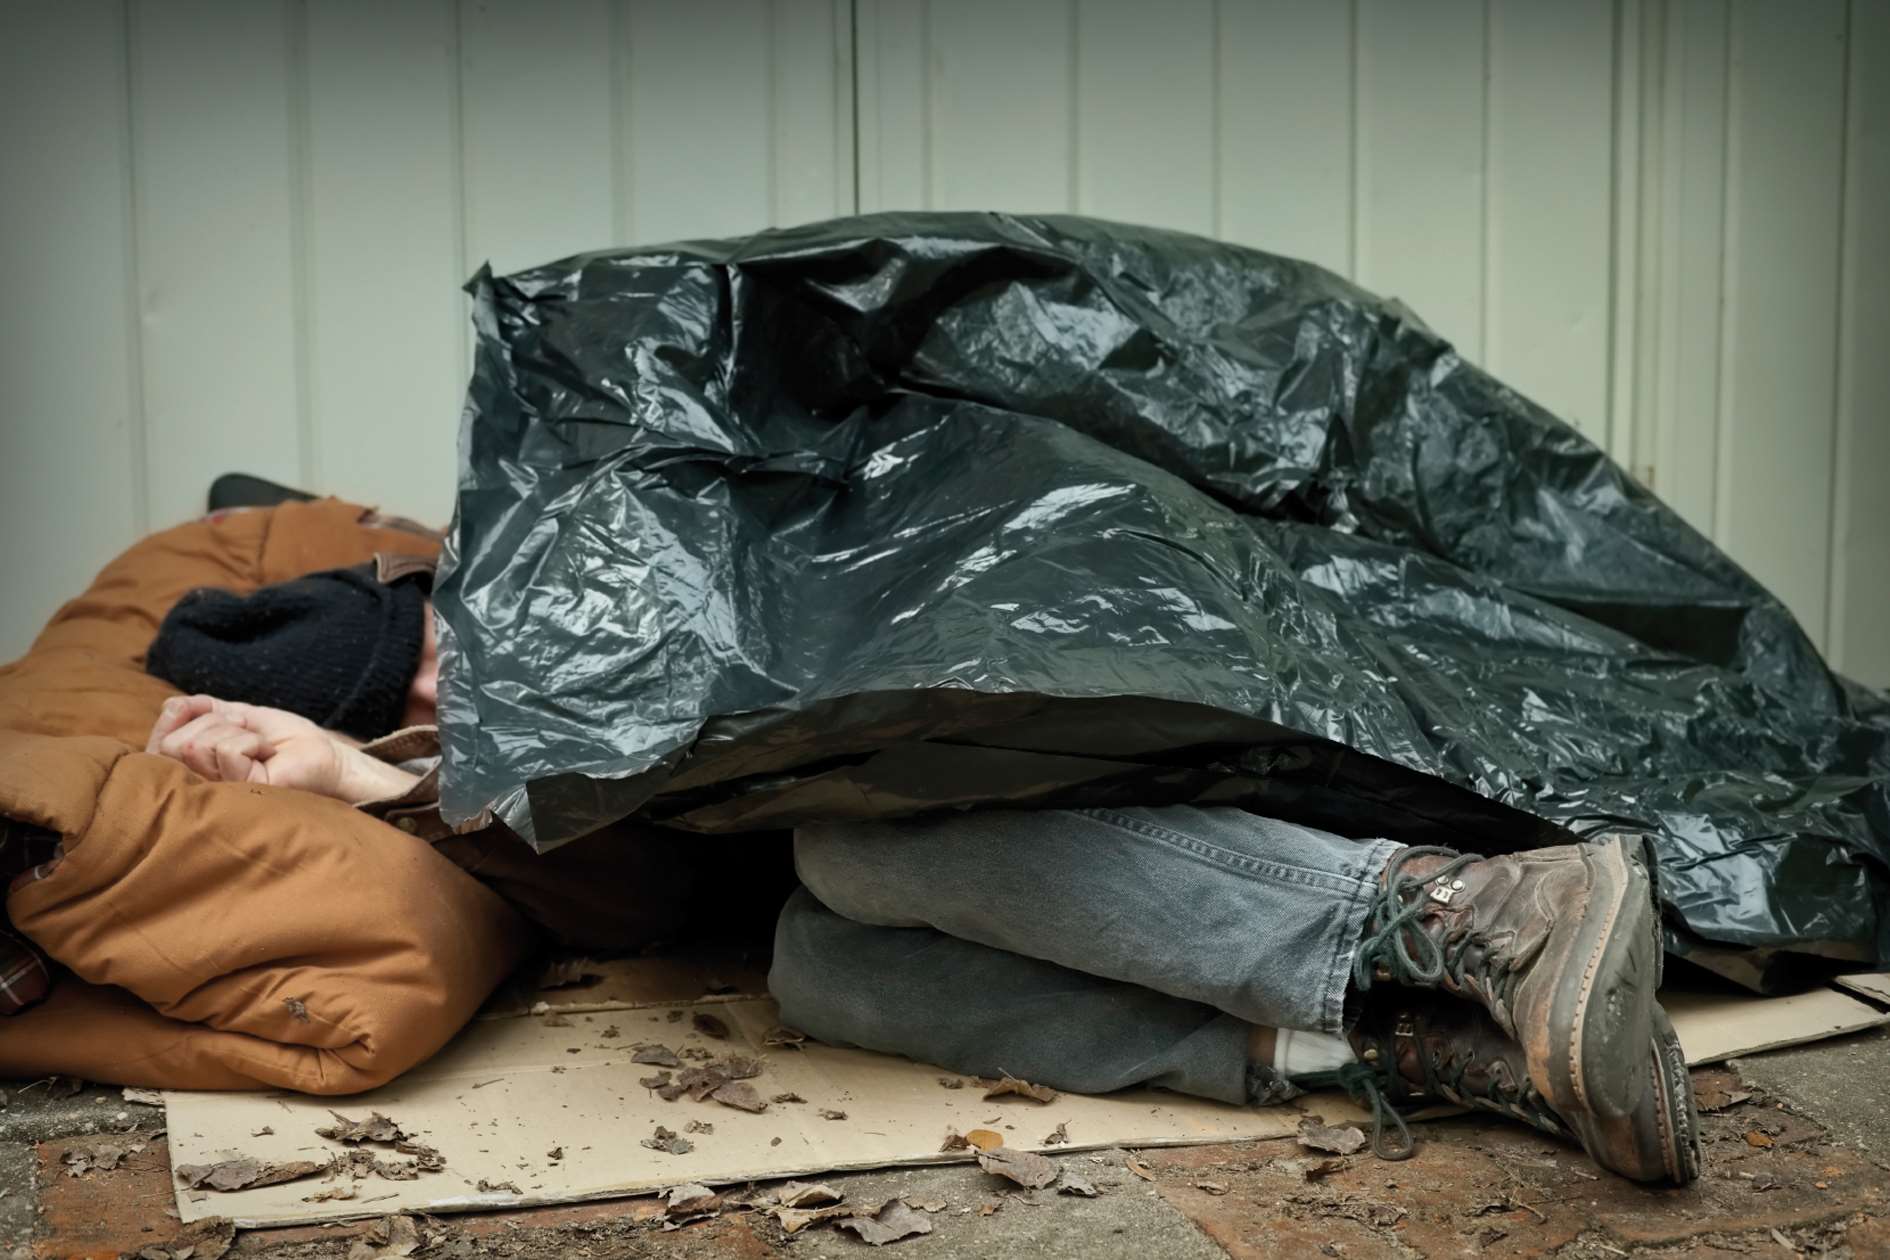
[640,1071,673,1090]
[1297,1118,1368,1156]
[641,1125,694,1156]
[937,1076,965,1090]
[632,1044,683,1068]
[303,1182,357,1203]
[131,1216,235,1260]
[1043,1121,1070,1146]
[820,1108,849,1121]
[662,1182,719,1219]
[1126,1156,1154,1182]
[763,1025,807,1049]
[477,1178,522,1194]
[317,1111,405,1145]
[941,1128,1005,1153]
[344,1214,420,1260]
[62,1140,142,1176]
[251,1127,274,1138]
[907,1197,948,1212]
[1746,1131,1777,1149]
[1056,1171,1099,1198]
[1195,1180,1229,1196]
[982,1075,1058,1104]
[693,1012,731,1039]
[835,1199,935,1246]
[711,1081,768,1113]
[175,1158,327,1192]
[685,1119,715,1135]
[976,1147,1059,1190]
[283,997,310,1023]
[774,1202,854,1234]
[773,1092,807,1104]
[778,1180,843,1208]
[122,1087,165,1107]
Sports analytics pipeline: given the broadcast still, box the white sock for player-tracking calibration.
[1274,1027,1357,1081]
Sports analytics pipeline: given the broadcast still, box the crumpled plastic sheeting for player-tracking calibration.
[435,212,1890,990]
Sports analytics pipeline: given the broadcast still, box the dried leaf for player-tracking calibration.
[720,1055,764,1080]
[546,1146,564,1161]
[601,1025,621,1039]
[710,1081,768,1113]
[773,1202,853,1234]
[62,1140,141,1177]
[122,1087,165,1107]
[133,1218,235,1260]
[175,1158,327,1192]
[1126,1156,1154,1182]
[979,1199,1003,1217]
[1195,1180,1229,1196]
[1043,1121,1070,1146]
[662,1182,719,1216]
[778,1180,844,1207]
[1056,1172,1099,1198]
[820,1108,848,1121]
[937,1077,964,1090]
[763,1026,807,1049]
[250,1127,274,1138]
[632,1044,682,1068]
[1745,1131,1777,1149]
[941,1128,1005,1153]
[303,1182,357,1203]
[773,1092,806,1104]
[982,1075,1058,1104]
[477,1179,522,1194]
[684,1119,715,1135]
[1296,1118,1368,1155]
[317,1111,406,1145]
[977,1147,1059,1190]
[835,1199,935,1246]
[639,1071,673,1090]
[283,997,310,1023]
[345,1214,420,1260]
[641,1125,694,1155]
[692,1012,731,1039]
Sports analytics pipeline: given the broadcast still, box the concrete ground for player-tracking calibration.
[6,1027,1888,1260]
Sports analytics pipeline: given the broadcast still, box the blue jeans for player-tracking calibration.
[769,805,1401,1106]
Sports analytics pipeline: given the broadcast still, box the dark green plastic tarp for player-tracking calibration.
[434,212,1890,991]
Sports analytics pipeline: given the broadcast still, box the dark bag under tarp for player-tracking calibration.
[434,212,1890,992]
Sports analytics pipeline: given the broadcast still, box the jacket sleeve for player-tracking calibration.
[355,725,449,840]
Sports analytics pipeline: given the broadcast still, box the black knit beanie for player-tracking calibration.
[145,565,427,741]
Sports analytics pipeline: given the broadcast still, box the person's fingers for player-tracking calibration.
[159,715,254,781]
[145,694,219,753]
[211,729,266,784]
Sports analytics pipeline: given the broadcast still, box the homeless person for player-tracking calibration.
[58,546,1700,1186]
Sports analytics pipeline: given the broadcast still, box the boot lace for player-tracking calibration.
[1353,847,1519,1024]
[1337,1062,1415,1160]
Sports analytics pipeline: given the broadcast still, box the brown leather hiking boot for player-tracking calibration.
[1351,835,1663,1132]
[1345,996,1702,1184]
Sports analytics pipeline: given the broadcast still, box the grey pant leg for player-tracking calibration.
[770,887,1284,1105]
[794,805,1400,1034]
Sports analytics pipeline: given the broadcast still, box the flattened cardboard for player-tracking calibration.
[1831,972,1890,1008]
[1664,983,1890,1066]
[164,995,1371,1229]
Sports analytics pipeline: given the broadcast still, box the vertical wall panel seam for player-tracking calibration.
[1067,0,1080,212]
[1347,0,1360,281]
[1477,0,1493,366]
[1824,0,1857,667]
[848,0,862,214]
[767,0,781,224]
[120,0,151,534]
[921,0,933,206]
[448,0,470,385]
[609,0,629,244]
[1604,0,1628,456]
[1709,0,1736,543]
[1209,0,1223,239]
[287,0,316,491]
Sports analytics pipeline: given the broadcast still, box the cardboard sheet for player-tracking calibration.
[164,964,1890,1228]
[164,993,1370,1229]
[1666,980,1890,1066]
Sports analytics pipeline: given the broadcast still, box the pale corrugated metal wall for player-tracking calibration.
[2,0,1885,687]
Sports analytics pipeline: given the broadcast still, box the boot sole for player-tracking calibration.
[1550,836,1660,1120]
[1648,1005,1704,1185]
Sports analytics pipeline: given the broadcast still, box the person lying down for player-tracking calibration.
[132,553,1700,1186]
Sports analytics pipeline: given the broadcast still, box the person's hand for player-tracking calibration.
[145,696,416,804]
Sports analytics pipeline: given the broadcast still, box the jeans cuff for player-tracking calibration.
[1324,837,1403,1034]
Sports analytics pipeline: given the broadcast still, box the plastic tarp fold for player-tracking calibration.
[435,212,1890,991]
